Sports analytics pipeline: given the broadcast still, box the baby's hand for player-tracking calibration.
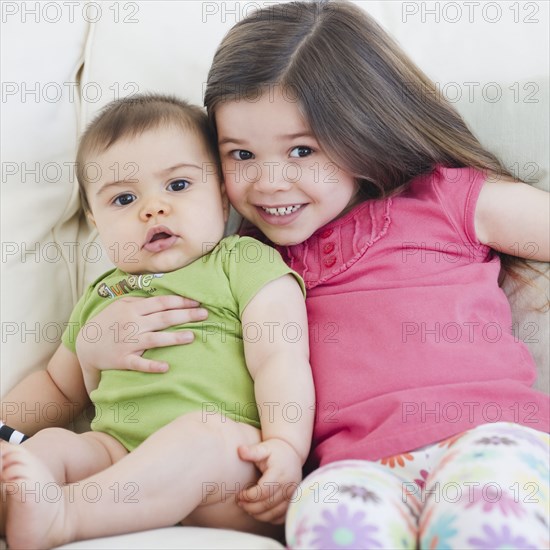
[237,438,303,524]
[76,295,208,374]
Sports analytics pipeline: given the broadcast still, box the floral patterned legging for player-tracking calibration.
[285,422,549,549]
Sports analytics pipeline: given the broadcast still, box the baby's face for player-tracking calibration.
[86,125,227,274]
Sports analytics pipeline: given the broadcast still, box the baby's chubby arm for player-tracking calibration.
[1,345,90,436]
[475,177,550,261]
[237,274,315,524]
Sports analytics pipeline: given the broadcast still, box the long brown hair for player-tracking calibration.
[205,0,540,285]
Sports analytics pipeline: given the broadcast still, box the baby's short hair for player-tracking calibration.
[76,94,219,213]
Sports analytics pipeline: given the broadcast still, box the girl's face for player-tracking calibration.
[216,87,359,246]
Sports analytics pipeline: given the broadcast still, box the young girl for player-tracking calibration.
[3,1,549,548]
[204,3,550,548]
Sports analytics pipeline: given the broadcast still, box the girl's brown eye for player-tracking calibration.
[231,150,254,160]
[290,146,313,158]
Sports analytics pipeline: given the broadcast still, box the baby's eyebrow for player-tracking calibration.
[95,162,203,196]
[158,162,202,175]
[95,180,131,196]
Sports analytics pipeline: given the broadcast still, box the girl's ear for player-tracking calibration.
[220,183,230,223]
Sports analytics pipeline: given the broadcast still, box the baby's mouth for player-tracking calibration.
[150,232,172,242]
[143,226,178,252]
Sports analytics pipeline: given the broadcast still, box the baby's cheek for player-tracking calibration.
[101,237,130,268]
[224,178,243,204]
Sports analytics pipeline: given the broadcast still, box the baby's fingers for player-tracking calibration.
[142,329,195,350]
[238,443,270,465]
[239,474,288,506]
[253,502,289,525]
[145,305,208,332]
[240,497,289,525]
[238,475,276,502]
[124,355,169,373]
[134,295,201,315]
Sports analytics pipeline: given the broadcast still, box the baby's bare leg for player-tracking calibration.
[1,442,74,549]
[3,412,281,549]
[22,428,128,482]
[0,430,127,543]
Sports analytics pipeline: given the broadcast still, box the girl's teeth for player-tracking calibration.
[262,205,302,216]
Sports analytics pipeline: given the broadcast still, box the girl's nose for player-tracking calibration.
[251,161,295,193]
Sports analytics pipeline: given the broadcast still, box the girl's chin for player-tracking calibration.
[258,226,313,247]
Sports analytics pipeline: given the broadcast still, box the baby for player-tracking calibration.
[0,94,314,546]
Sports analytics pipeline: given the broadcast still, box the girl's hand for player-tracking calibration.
[75,296,208,373]
[237,438,303,524]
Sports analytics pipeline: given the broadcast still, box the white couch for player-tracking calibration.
[1,1,548,548]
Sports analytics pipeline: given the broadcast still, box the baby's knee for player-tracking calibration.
[23,427,77,450]
[169,411,227,449]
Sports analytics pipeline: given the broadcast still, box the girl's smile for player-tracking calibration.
[256,203,307,225]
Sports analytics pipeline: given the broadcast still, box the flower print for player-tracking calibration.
[401,498,420,523]
[419,512,458,550]
[455,447,500,463]
[518,452,550,484]
[311,504,382,549]
[475,436,517,446]
[388,515,417,550]
[310,460,367,476]
[468,524,537,549]
[418,504,435,541]
[437,433,465,449]
[427,449,460,481]
[490,426,549,452]
[435,449,460,470]
[398,499,420,528]
[380,452,414,468]
[289,517,309,548]
[462,487,525,518]
[339,484,381,504]
[414,469,429,489]
[535,511,549,529]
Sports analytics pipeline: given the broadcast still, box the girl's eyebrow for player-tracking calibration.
[282,132,315,140]
[218,133,314,146]
[218,136,244,146]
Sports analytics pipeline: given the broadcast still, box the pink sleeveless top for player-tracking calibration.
[274,166,549,465]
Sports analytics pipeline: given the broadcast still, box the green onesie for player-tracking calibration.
[62,235,305,451]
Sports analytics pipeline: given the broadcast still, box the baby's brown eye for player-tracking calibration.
[168,180,190,192]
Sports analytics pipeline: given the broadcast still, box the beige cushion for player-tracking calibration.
[55,527,284,549]
[1,10,88,393]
